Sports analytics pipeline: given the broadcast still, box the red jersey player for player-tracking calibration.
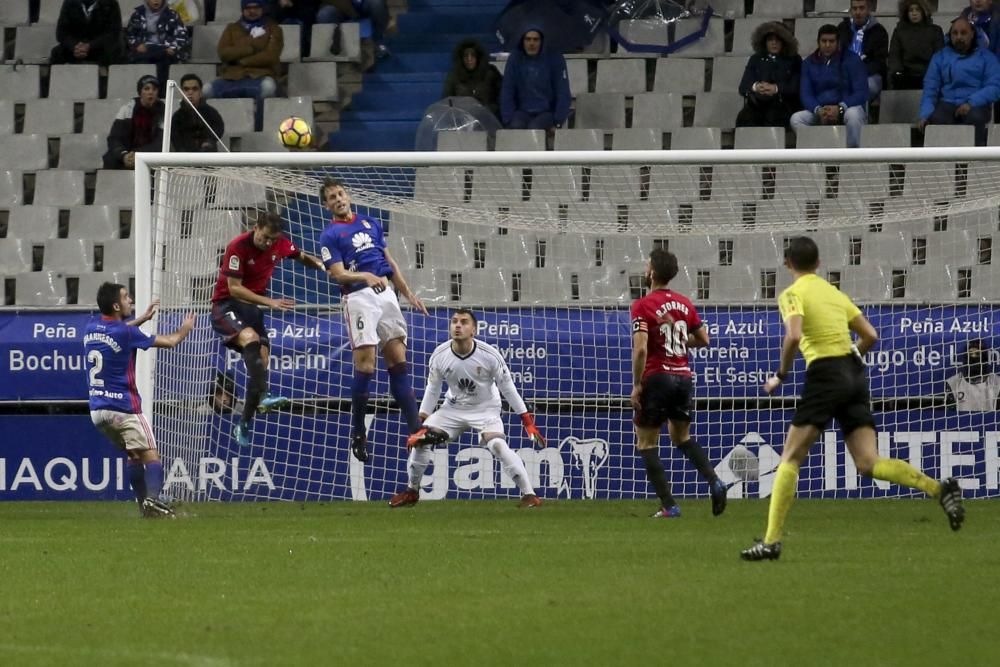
[629,248,727,518]
[210,213,325,446]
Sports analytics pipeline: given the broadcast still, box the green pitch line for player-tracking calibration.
[0,500,997,666]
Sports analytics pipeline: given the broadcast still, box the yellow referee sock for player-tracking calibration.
[871,458,941,497]
[764,461,800,545]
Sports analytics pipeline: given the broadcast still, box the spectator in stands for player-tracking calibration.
[837,0,889,101]
[961,0,1000,57]
[171,74,225,152]
[103,75,165,170]
[919,16,1000,146]
[791,24,868,148]
[265,0,319,58]
[206,0,282,130]
[736,21,802,129]
[125,0,192,92]
[317,0,392,59]
[888,1,945,90]
[945,339,1000,411]
[443,39,503,119]
[499,27,571,131]
[51,0,125,67]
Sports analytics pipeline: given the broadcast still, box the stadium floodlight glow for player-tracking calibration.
[134,147,1000,501]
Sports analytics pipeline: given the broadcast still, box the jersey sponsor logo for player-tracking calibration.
[362,220,371,229]
[321,247,332,261]
[351,231,376,252]
[228,255,240,271]
[457,377,477,395]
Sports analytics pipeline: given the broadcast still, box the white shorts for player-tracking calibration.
[90,410,156,452]
[343,285,407,349]
[424,403,506,442]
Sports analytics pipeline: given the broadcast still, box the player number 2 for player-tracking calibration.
[87,349,105,387]
[659,320,688,356]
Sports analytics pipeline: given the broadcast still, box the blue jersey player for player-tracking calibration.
[318,177,428,463]
[83,282,195,518]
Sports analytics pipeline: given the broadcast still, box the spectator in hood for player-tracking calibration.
[888,1,945,90]
[499,27,571,130]
[125,0,192,91]
[443,39,503,118]
[961,0,1000,57]
[736,21,802,128]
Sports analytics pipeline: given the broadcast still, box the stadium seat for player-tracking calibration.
[279,25,302,63]
[860,123,911,147]
[734,126,784,149]
[58,134,104,170]
[262,97,314,133]
[839,264,892,302]
[922,229,976,267]
[751,0,803,17]
[631,92,683,130]
[711,164,763,200]
[437,131,488,151]
[213,0,243,22]
[731,18,771,56]
[705,265,760,301]
[567,59,590,96]
[0,65,40,100]
[14,271,67,306]
[528,167,583,203]
[596,59,647,94]
[971,264,1000,300]
[611,127,661,150]
[94,170,136,207]
[39,0,66,24]
[711,0,747,18]
[878,90,922,124]
[237,132,284,151]
[840,162,891,199]
[812,0,849,13]
[191,24,227,63]
[693,92,743,128]
[671,17,726,57]
[414,166,465,204]
[670,127,722,149]
[553,129,603,151]
[627,201,676,231]
[193,209,243,249]
[469,166,521,203]
[288,62,339,100]
[0,170,24,206]
[14,26,55,64]
[514,267,572,304]
[48,64,100,100]
[900,265,960,302]
[614,19,669,52]
[0,135,48,171]
[795,125,847,148]
[495,129,545,151]
[591,162,642,201]
[546,232,592,268]
[805,230,849,269]
[68,205,121,240]
[0,1,30,24]
[211,177,267,207]
[423,235,474,271]
[860,230,911,266]
[691,200,743,228]
[33,170,86,207]
[43,239,94,273]
[23,99,75,136]
[99,239,136,273]
[107,64,158,99]
[459,267,509,305]
[771,163,826,201]
[164,238,220,275]
[754,197,806,226]
[0,238,32,273]
[76,272,133,306]
[924,125,976,147]
[0,101,14,135]
[794,19,828,58]
[711,56,749,92]
[937,0,971,14]
[669,233,718,267]
[649,164,703,201]
[306,23,362,62]
[902,161,959,201]
[210,98,255,137]
[403,267,447,302]
[653,58,705,94]
[573,93,626,130]
[84,99,130,134]
[731,232,782,270]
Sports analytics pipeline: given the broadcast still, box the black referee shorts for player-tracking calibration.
[792,354,875,435]
[634,372,694,428]
[210,299,270,351]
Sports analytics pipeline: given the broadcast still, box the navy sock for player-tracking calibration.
[388,362,421,432]
[639,448,675,508]
[351,370,373,437]
[145,460,164,499]
[677,438,718,483]
[241,341,267,425]
[127,460,147,501]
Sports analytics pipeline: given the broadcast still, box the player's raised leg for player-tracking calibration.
[349,345,376,462]
[384,337,422,433]
[668,419,726,516]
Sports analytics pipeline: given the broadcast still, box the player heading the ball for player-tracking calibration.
[389,308,546,508]
[210,212,326,447]
[741,236,965,561]
[84,283,196,518]
[318,177,428,464]
[630,248,728,519]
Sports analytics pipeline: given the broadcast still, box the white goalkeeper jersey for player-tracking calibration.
[419,340,528,416]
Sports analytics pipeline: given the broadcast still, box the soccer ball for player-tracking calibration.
[278,116,312,150]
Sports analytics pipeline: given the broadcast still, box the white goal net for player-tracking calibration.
[135,148,1000,502]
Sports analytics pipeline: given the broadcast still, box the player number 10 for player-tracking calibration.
[659,320,688,356]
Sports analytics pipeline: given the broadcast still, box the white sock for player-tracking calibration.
[486,437,534,495]
[407,445,432,490]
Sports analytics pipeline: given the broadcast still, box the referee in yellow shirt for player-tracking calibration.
[741,237,965,561]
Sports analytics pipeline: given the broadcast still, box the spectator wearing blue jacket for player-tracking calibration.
[790,24,869,148]
[500,27,571,131]
[961,0,1000,58]
[919,16,1000,146]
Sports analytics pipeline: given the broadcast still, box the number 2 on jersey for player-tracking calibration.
[87,349,104,387]
[659,320,688,356]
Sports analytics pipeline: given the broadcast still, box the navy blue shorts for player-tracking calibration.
[634,372,694,428]
[210,299,269,350]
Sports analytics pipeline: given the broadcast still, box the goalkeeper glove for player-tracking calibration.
[521,412,545,448]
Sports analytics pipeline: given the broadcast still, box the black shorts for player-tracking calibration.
[210,299,270,351]
[792,354,875,436]
[633,372,694,428]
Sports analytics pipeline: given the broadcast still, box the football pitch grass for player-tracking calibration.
[1,499,997,667]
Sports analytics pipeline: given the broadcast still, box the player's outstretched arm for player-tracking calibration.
[384,250,428,315]
[128,298,160,327]
[848,313,878,355]
[153,312,196,349]
[763,314,802,394]
[295,251,326,272]
[325,261,388,290]
[227,276,294,311]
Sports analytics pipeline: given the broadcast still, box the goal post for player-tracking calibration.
[134,147,1000,502]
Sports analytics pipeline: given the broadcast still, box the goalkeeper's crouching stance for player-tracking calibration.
[389,309,546,508]
[741,237,965,561]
